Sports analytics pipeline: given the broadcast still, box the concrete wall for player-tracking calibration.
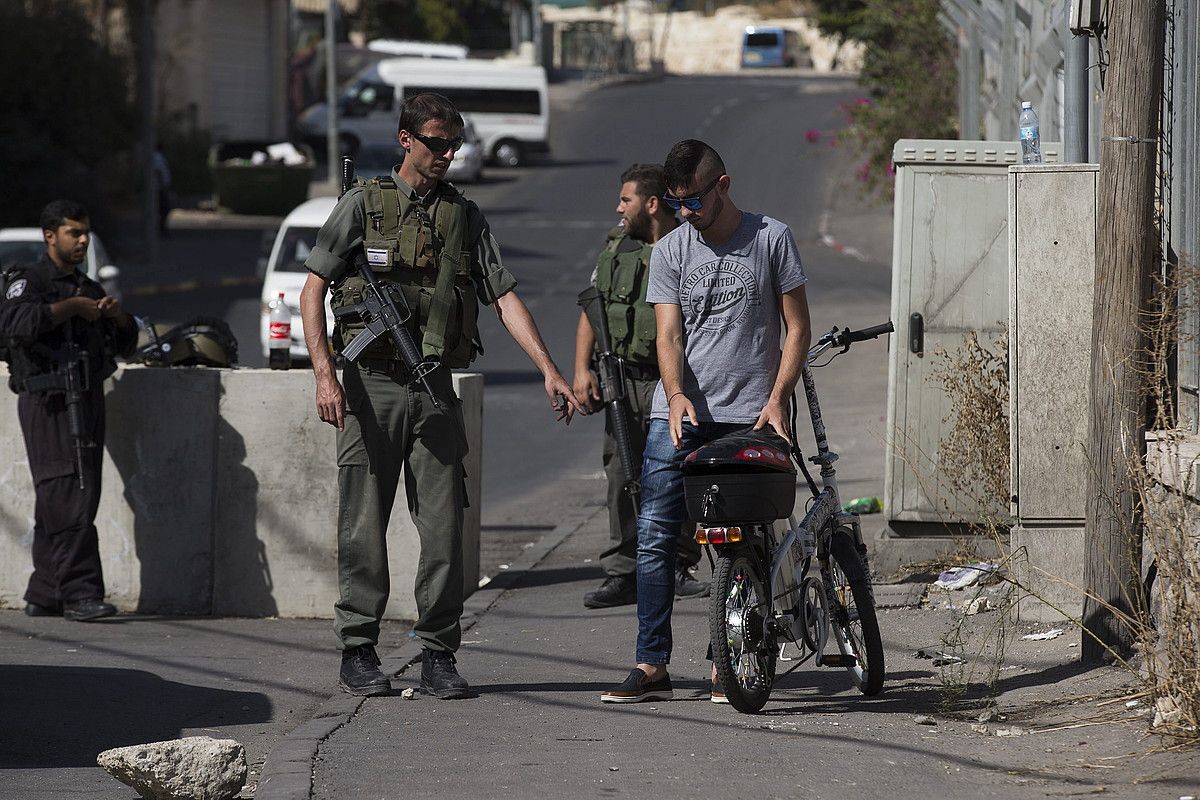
[0,367,482,620]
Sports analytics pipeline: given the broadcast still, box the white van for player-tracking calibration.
[258,197,336,361]
[298,57,550,167]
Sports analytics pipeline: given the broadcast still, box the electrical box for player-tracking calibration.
[1069,0,1105,35]
[1009,164,1098,522]
[1008,163,1098,621]
[884,140,1061,532]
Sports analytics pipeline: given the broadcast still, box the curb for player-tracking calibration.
[254,507,601,800]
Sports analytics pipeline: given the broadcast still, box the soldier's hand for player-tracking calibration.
[70,296,103,322]
[97,296,123,319]
[572,369,601,415]
[545,373,582,425]
[316,374,347,431]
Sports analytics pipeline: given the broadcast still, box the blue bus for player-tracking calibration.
[740,26,802,68]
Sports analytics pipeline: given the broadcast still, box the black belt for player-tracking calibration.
[355,356,410,375]
[622,362,660,381]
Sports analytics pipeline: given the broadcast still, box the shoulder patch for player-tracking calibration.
[5,278,27,299]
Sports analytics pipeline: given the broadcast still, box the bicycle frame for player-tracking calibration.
[708,335,870,664]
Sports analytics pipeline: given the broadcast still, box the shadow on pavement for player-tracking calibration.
[508,565,603,590]
[0,665,272,769]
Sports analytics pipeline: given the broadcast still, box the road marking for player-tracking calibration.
[817,210,870,262]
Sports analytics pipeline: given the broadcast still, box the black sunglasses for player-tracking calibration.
[411,131,465,154]
[663,176,722,211]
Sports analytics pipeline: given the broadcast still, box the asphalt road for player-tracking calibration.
[120,73,891,575]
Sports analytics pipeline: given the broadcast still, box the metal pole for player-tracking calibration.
[325,0,339,188]
[138,0,158,268]
[1063,17,1090,161]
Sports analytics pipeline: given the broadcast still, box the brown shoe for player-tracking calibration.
[600,668,673,703]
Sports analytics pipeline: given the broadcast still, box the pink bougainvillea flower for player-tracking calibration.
[805,128,821,143]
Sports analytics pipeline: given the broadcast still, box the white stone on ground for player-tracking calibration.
[97,736,247,800]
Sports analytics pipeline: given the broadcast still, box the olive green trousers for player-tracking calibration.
[333,363,467,653]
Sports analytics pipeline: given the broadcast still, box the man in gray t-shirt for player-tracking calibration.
[600,139,812,705]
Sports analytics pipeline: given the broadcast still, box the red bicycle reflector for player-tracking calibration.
[695,526,742,545]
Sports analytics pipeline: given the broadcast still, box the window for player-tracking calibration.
[0,241,45,267]
[274,227,319,273]
[340,81,395,114]
[745,33,780,48]
[403,86,541,116]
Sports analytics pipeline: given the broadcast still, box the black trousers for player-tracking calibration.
[17,387,105,608]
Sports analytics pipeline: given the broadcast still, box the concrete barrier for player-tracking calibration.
[0,366,483,620]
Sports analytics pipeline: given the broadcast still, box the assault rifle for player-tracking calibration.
[21,319,92,490]
[334,156,442,409]
[578,286,639,507]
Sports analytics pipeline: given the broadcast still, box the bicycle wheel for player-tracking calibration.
[826,529,885,696]
[710,549,775,713]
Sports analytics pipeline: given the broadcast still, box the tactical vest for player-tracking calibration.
[593,228,657,365]
[329,177,479,368]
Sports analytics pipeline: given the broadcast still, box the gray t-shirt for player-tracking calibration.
[647,212,807,422]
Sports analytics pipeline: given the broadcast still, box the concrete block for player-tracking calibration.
[212,370,336,618]
[1,366,219,614]
[1010,524,1085,623]
[1,366,482,620]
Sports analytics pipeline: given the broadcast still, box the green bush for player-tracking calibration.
[0,0,135,226]
[825,0,959,196]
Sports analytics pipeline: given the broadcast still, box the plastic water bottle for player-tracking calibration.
[268,292,292,370]
[1019,101,1042,164]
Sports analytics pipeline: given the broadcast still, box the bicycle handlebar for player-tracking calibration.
[811,320,894,359]
[844,321,894,343]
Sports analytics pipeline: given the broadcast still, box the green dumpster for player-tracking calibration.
[208,141,315,216]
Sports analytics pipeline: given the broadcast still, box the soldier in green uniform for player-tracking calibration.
[573,164,708,609]
[300,93,580,699]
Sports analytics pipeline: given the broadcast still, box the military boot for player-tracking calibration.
[339,645,391,697]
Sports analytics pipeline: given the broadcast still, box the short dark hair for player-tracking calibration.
[619,163,667,203]
[397,92,464,137]
[40,200,89,232]
[663,139,726,191]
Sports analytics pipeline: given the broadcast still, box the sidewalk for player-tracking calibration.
[279,513,1193,800]
[2,510,1196,799]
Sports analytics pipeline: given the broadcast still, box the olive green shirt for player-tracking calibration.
[305,172,518,304]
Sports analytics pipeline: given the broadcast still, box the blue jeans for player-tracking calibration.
[636,418,749,665]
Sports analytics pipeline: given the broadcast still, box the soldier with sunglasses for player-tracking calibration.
[300,92,581,699]
[601,139,811,704]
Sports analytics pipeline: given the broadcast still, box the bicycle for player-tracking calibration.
[683,320,893,713]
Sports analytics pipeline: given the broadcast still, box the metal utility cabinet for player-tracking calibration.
[884,140,1060,538]
[1008,163,1098,621]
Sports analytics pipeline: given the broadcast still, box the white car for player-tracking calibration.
[259,197,337,361]
[0,227,122,299]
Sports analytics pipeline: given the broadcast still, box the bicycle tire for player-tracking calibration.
[710,548,775,713]
[826,529,885,696]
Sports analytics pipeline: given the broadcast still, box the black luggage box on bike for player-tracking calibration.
[681,431,798,524]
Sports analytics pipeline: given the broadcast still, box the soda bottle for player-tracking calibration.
[1019,101,1042,164]
[268,292,292,370]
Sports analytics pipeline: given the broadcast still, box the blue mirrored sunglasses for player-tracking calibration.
[663,176,722,211]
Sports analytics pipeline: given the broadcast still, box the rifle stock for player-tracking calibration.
[578,287,639,505]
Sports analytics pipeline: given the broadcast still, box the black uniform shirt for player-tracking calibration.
[0,256,134,390]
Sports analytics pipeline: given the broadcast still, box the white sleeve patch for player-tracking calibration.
[5,278,27,299]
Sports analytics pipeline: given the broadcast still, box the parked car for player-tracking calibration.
[740,26,805,68]
[353,117,484,184]
[258,197,336,361]
[0,227,122,300]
